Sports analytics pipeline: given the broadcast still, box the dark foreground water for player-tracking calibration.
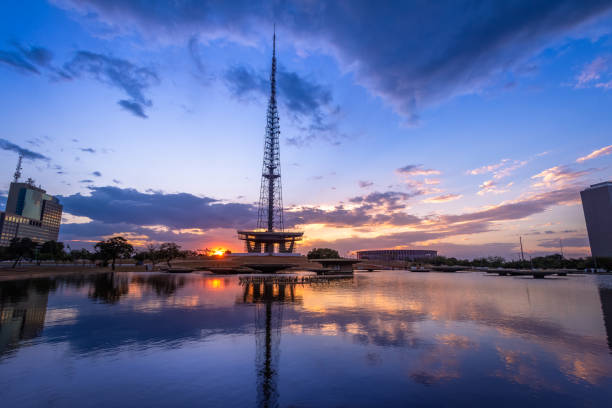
[1,271,612,407]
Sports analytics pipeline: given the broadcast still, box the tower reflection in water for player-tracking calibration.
[238,278,302,408]
[237,276,352,408]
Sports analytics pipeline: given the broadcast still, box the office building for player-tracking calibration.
[0,181,62,246]
[580,181,612,258]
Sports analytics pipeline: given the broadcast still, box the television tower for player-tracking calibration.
[237,29,303,254]
[256,28,284,233]
[13,154,23,183]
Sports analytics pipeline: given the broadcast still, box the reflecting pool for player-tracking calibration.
[1,271,612,407]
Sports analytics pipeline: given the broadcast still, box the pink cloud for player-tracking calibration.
[576,144,612,163]
[423,193,462,203]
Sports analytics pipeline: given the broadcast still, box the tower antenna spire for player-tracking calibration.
[256,27,283,234]
[13,154,23,183]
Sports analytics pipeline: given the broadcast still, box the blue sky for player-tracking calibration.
[1,0,611,258]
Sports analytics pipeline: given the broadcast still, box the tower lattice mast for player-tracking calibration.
[13,154,23,183]
[257,28,284,232]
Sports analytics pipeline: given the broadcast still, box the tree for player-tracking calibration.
[8,237,37,268]
[158,242,185,268]
[146,244,162,267]
[95,237,134,271]
[307,248,340,259]
[40,240,66,264]
[70,248,92,266]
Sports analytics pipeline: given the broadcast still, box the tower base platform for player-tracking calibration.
[237,230,304,254]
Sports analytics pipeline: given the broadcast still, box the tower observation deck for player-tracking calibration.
[237,30,303,254]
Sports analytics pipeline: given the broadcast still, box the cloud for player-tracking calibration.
[64,51,159,118]
[443,187,578,224]
[80,147,96,153]
[54,1,612,122]
[358,180,374,188]
[397,165,440,176]
[0,138,49,161]
[468,158,527,179]
[477,180,514,195]
[423,194,462,203]
[224,63,340,144]
[79,179,94,183]
[531,165,591,188]
[538,236,589,248]
[575,56,608,88]
[349,191,418,210]
[468,159,510,175]
[576,144,612,162]
[59,186,256,230]
[0,43,53,74]
[55,182,584,258]
[118,99,147,118]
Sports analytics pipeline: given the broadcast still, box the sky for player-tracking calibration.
[1,0,611,259]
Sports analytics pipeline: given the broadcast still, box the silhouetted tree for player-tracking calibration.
[307,248,340,259]
[40,240,66,264]
[159,242,185,268]
[95,237,134,271]
[8,238,37,268]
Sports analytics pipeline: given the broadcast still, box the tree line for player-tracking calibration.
[428,254,612,271]
[0,236,189,270]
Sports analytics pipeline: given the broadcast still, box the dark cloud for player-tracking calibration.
[0,42,71,79]
[64,51,159,118]
[55,182,582,258]
[92,171,102,177]
[0,43,53,74]
[397,164,440,176]
[54,1,612,122]
[0,138,49,161]
[539,236,589,248]
[80,147,96,153]
[118,99,147,118]
[349,191,419,210]
[286,205,372,228]
[443,188,578,224]
[79,179,94,183]
[358,180,373,188]
[224,64,340,144]
[59,186,256,230]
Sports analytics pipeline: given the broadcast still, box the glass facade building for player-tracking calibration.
[580,181,612,258]
[0,182,63,246]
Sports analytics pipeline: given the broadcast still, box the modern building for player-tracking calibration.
[0,181,62,246]
[580,181,612,258]
[236,30,303,254]
[356,249,438,262]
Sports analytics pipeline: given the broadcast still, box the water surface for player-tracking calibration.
[1,271,611,407]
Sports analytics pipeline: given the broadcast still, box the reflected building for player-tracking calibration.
[0,280,51,356]
[599,286,612,353]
